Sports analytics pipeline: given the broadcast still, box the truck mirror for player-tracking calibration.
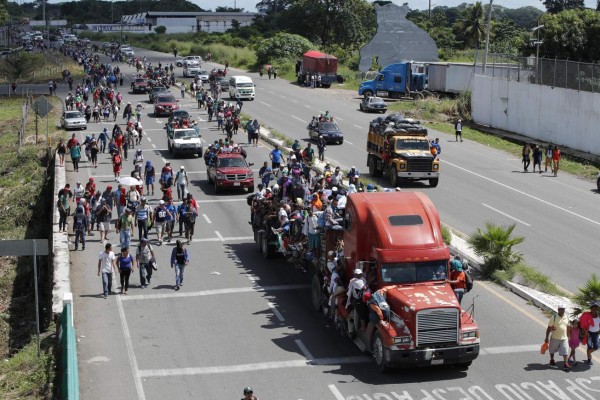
[248,162,254,167]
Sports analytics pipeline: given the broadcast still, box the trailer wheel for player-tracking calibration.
[261,231,272,259]
[255,230,262,252]
[429,178,439,188]
[363,90,374,98]
[390,165,398,187]
[311,274,322,312]
[369,156,382,177]
[372,331,389,372]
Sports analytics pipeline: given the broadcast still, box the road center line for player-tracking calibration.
[481,203,531,227]
[295,339,315,360]
[444,160,600,227]
[146,137,152,142]
[268,301,286,322]
[328,384,346,400]
[151,143,156,148]
[214,231,225,241]
[259,101,272,107]
[120,283,311,301]
[202,213,212,224]
[290,115,306,123]
[345,140,354,145]
[353,124,362,129]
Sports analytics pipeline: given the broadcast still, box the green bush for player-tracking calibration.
[441,225,452,245]
[573,274,600,314]
[254,33,314,65]
[467,222,524,278]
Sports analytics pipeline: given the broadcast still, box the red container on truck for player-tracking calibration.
[297,50,338,88]
[311,191,480,371]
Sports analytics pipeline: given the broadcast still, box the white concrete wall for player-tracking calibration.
[472,75,600,155]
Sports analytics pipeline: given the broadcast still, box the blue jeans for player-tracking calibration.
[120,229,131,249]
[74,229,86,249]
[102,272,113,296]
[453,288,465,305]
[175,263,185,286]
[137,220,148,239]
[139,263,152,286]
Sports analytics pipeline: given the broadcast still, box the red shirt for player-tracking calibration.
[552,149,561,161]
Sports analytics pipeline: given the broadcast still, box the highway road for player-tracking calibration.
[57,46,600,400]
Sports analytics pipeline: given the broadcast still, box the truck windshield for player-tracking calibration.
[218,158,247,168]
[174,130,198,139]
[395,139,431,151]
[380,261,447,284]
[236,83,253,88]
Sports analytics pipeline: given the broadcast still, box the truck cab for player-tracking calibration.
[359,63,427,99]
[312,192,479,371]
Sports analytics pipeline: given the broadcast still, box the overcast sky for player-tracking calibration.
[196,0,598,12]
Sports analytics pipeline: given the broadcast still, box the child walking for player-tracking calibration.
[568,319,582,364]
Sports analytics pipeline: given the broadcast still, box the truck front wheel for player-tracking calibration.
[429,178,439,188]
[311,274,322,312]
[455,361,472,370]
[363,90,374,98]
[390,166,398,187]
[372,331,389,372]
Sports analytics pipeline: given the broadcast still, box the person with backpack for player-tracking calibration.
[112,152,122,181]
[170,240,189,291]
[136,238,155,287]
[184,203,198,244]
[73,203,88,251]
[96,199,112,242]
[175,166,188,201]
[117,247,136,295]
[116,208,135,249]
[144,160,156,196]
[447,255,467,304]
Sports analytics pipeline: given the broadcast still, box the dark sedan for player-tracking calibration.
[149,86,168,103]
[307,121,344,144]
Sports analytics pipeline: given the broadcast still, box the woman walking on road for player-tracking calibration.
[170,240,189,291]
[56,138,67,166]
[552,145,561,177]
[117,247,136,295]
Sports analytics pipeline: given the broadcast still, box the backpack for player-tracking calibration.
[186,210,197,223]
[464,270,473,293]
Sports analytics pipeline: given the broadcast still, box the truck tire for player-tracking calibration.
[322,84,331,88]
[311,274,322,312]
[261,231,272,259]
[429,178,439,188]
[255,230,262,252]
[176,62,182,67]
[368,156,382,177]
[390,166,398,187]
[371,331,389,372]
[363,90,374,98]
[248,185,255,193]
[455,361,472,370]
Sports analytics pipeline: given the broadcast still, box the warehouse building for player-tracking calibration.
[143,11,257,34]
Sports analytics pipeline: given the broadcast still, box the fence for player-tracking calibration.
[475,53,600,94]
[57,293,79,400]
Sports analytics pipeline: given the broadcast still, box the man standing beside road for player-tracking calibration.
[136,238,155,288]
[455,119,463,142]
[317,135,326,162]
[545,304,571,369]
[580,301,600,365]
[97,243,117,299]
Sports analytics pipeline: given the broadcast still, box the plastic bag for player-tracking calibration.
[540,341,549,354]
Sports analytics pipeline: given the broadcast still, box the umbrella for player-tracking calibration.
[118,176,143,186]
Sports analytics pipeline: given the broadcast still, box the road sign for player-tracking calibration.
[32,96,53,119]
[0,239,48,256]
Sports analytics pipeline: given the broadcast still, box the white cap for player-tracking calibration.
[351,166,356,169]
[159,200,165,205]
[354,268,363,275]
[557,304,566,309]
[180,166,184,169]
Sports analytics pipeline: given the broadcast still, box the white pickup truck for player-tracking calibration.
[167,127,203,157]
[176,56,202,68]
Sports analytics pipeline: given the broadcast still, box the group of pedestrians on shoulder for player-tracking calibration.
[522,143,561,176]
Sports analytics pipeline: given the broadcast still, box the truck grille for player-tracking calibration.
[226,174,247,180]
[416,308,458,347]
[407,158,433,172]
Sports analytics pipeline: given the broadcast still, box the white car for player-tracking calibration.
[183,65,202,77]
[176,56,202,67]
[197,71,210,83]
[61,111,87,130]
[167,128,203,157]
[121,48,134,57]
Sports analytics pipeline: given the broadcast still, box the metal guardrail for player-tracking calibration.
[58,294,79,400]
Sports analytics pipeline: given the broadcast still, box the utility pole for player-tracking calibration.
[532,23,544,85]
[482,0,493,74]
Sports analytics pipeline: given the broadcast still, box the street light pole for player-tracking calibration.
[483,0,493,74]
[532,24,544,85]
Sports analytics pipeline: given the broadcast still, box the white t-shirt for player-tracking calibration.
[176,170,187,185]
[99,251,116,273]
[590,317,600,333]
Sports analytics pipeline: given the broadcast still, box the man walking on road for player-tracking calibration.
[545,304,571,369]
[73,202,88,251]
[97,243,117,299]
[580,301,600,365]
[455,119,463,142]
[180,82,186,99]
[117,208,134,249]
[175,166,188,201]
[135,198,152,240]
[136,238,155,288]
[170,240,189,291]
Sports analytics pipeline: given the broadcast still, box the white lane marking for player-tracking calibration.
[155,119,161,123]
[304,104,311,108]
[121,284,311,301]
[445,160,600,227]
[268,90,274,94]
[482,203,531,227]
[196,198,247,203]
[146,137,152,142]
[291,115,306,123]
[161,157,167,164]
[214,230,225,241]
[328,384,345,400]
[345,140,353,145]
[259,101,272,107]
[151,143,156,148]
[279,94,286,99]
[291,99,298,103]
[295,339,315,360]
[336,117,343,121]
[138,356,371,378]
[202,213,212,224]
[268,301,285,322]
[115,279,146,400]
[479,344,539,355]
[353,124,362,129]
[246,273,258,283]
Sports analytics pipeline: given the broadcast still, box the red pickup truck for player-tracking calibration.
[207,153,254,194]
[132,78,149,94]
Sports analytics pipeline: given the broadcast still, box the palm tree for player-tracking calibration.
[457,2,485,64]
[467,222,524,277]
[572,274,600,315]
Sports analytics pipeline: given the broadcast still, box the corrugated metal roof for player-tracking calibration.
[359,3,438,72]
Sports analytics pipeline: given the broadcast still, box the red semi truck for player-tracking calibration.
[297,50,338,88]
[311,191,480,371]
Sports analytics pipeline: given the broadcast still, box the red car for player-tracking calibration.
[207,153,254,194]
[132,78,149,94]
[153,94,179,117]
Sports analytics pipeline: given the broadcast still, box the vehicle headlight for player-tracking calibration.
[462,330,479,339]
[247,171,253,178]
[216,174,226,180]
[399,163,406,170]
[433,163,439,170]
[173,142,180,147]
[393,336,411,345]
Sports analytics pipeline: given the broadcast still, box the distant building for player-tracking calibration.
[359,3,438,71]
[143,11,257,34]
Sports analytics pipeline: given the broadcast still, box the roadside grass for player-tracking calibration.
[493,263,570,298]
[0,93,64,399]
[0,52,84,84]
